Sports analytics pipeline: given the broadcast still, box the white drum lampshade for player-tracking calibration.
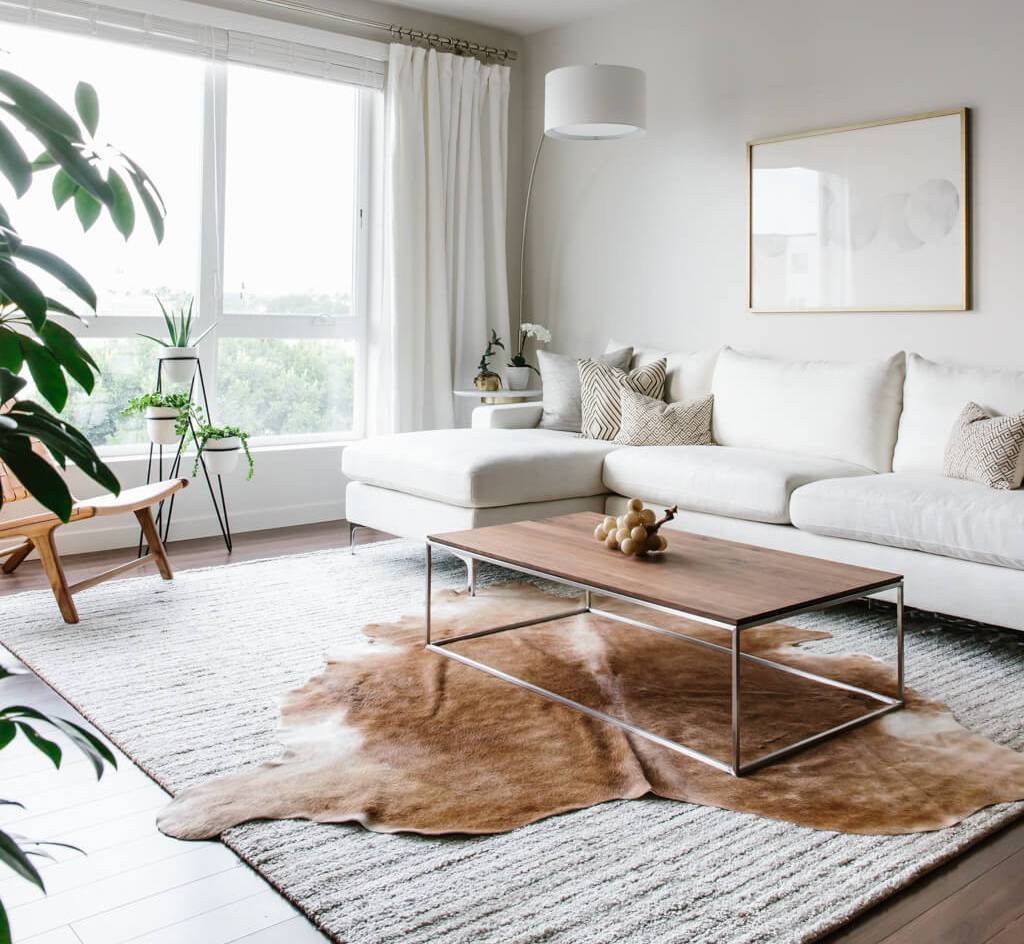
[544,64,646,140]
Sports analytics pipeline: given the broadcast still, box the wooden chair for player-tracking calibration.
[0,445,188,624]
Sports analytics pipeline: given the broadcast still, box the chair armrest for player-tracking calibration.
[471,403,543,430]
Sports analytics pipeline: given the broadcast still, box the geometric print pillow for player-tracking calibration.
[578,357,666,441]
[616,390,714,446]
[943,401,1024,489]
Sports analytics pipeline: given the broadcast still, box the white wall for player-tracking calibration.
[520,0,1024,369]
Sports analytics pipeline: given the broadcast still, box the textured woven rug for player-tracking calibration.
[1,541,1023,943]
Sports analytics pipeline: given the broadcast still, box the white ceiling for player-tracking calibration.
[384,0,643,36]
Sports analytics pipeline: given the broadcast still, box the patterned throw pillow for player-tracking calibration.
[616,390,714,446]
[578,358,666,441]
[943,401,1024,489]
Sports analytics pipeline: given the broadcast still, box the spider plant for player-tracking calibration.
[137,297,215,349]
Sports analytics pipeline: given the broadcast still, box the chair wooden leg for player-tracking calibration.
[32,527,79,624]
[135,508,174,580]
[2,541,33,575]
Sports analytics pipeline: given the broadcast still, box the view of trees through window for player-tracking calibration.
[0,23,366,449]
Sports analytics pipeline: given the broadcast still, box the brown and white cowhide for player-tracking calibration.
[158,582,1024,840]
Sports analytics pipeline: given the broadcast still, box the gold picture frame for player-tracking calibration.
[747,108,971,313]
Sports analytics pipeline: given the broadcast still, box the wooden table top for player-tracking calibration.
[429,512,902,629]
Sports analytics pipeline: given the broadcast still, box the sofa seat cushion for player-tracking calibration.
[790,473,1024,570]
[342,429,618,509]
[601,445,873,524]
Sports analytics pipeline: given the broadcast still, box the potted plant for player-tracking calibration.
[137,297,215,386]
[193,423,254,479]
[473,329,505,391]
[121,392,195,445]
[507,322,551,390]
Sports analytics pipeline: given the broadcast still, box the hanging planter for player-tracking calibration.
[138,296,216,388]
[193,425,254,480]
[121,392,196,445]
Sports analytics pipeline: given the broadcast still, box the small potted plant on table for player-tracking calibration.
[121,392,195,445]
[193,423,254,480]
[507,322,551,390]
[473,330,505,391]
[137,297,216,386]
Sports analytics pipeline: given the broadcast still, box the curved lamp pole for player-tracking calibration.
[516,64,647,341]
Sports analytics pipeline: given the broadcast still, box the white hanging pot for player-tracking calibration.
[144,406,180,445]
[505,366,533,390]
[159,346,197,385]
[201,436,241,475]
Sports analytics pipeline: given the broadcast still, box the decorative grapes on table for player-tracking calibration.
[593,499,679,557]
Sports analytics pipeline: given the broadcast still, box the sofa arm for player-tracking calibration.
[471,403,543,430]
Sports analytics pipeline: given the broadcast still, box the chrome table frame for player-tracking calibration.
[424,541,905,776]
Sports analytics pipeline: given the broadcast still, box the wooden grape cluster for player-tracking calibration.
[594,499,679,558]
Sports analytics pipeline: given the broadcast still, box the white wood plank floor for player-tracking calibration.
[0,645,330,944]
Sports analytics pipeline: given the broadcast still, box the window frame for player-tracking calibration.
[77,56,375,455]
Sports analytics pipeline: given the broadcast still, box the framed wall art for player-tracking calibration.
[747,108,970,312]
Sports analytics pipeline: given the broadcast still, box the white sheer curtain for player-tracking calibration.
[369,43,511,433]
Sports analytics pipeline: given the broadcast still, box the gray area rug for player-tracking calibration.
[1,540,1022,943]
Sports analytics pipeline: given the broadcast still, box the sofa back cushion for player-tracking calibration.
[710,348,906,471]
[894,353,1024,475]
[606,339,719,403]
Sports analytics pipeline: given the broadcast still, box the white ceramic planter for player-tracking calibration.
[201,436,241,475]
[144,406,180,445]
[159,346,198,385]
[506,365,533,390]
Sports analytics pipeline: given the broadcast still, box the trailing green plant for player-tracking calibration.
[120,391,198,437]
[0,69,166,519]
[0,663,118,944]
[137,296,215,349]
[192,423,254,480]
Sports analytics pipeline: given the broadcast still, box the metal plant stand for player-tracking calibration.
[137,354,232,558]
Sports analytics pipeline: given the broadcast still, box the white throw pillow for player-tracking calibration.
[710,348,906,472]
[615,391,714,446]
[579,358,667,441]
[894,353,1024,475]
[606,339,719,403]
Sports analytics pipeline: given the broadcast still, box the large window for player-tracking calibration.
[0,20,372,451]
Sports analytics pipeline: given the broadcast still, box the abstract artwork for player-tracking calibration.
[748,109,969,312]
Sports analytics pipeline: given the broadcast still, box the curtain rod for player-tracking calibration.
[247,0,518,62]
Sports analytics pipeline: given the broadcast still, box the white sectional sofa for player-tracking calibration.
[343,346,1024,631]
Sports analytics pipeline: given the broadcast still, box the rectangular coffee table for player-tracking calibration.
[425,512,905,776]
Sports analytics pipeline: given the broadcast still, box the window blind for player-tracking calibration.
[0,0,386,89]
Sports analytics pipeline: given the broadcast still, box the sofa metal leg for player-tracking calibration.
[348,521,361,555]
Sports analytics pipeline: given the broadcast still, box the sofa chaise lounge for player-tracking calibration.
[343,346,1024,632]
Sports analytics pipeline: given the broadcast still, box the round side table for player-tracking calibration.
[453,388,543,405]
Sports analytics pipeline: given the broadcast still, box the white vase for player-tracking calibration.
[144,406,180,445]
[505,366,533,390]
[159,346,197,386]
[201,436,241,475]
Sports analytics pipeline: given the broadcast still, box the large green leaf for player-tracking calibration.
[3,707,116,779]
[74,82,99,137]
[0,121,31,197]
[0,328,23,372]
[31,151,56,171]
[52,169,77,209]
[123,156,165,243]
[0,437,72,519]
[0,827,45,891]
[40,321,95,392]
[15,722,62,769]
[106,169,134,239]
[10,400,120,495]
[21,338,68,411]
[15,244,96,311]
[0,720,16,750]
[0,70,80,140]
[1,104,112,206]
[0,257,46,329]
[0,367,26,401]
[45,296,85,323]
[73,187,100,232]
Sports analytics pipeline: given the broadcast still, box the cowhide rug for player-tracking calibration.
[157,582,1024,839]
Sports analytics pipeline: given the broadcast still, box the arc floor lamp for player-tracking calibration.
[517,64,647,336]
